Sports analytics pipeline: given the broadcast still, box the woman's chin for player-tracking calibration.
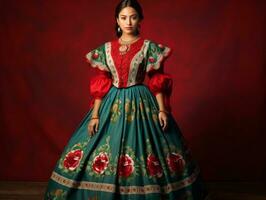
[122,29,135,34]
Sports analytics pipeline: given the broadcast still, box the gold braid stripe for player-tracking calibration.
[51,166,200,195]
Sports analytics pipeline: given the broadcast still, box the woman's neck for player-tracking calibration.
[120,34,140,42]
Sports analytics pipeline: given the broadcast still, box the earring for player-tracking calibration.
[118,26,121,32]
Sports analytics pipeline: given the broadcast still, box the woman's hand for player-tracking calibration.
[88,118,99,137]
[158,111,169,132]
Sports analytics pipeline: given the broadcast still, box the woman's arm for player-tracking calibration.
[155,92,166,111]
[147,66,173,113]
[88,69,112,136]
[155,92,169,131]
[92,99,102,117]
[88,98,102,137]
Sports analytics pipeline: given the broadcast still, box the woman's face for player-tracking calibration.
[116,6,140,36]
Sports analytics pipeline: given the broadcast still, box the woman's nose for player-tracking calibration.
[126,18,132,25]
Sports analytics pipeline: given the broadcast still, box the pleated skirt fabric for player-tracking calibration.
[44,84,208,200]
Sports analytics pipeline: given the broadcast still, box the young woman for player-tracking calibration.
[44,0,209,199]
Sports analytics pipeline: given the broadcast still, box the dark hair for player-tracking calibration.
[114,0,144,38]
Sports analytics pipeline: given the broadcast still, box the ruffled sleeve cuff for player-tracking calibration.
[85,43,110,72]
[146,41,172,73]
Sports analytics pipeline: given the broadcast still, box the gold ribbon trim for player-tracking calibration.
[51,166,200,195]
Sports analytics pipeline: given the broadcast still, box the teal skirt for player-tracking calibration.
[44,84,208,200]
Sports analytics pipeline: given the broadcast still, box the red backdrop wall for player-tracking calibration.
[0,0,265,181]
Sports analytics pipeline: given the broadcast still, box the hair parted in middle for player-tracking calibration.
[114,0,144,38]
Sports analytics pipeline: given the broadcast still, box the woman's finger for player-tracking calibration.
[164,121,168,131]
[159,116,164,127]
[95,121,99,132]
[163,117,168,131]
[90,123,95,136]
[163,118,167,130]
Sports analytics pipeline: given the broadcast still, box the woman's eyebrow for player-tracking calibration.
[120,14,137,17]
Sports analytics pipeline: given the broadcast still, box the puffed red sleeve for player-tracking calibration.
[147,66,173,112]
[88,68,112,108]
[146,41,173,112]
[85,43,113,108]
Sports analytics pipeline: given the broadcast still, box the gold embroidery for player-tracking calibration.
[105,42,119,87]
[110,98,122,123]
[46,188,67,199]
[50,166,200,195]
[125,98,136,122]
[127,40,150,87]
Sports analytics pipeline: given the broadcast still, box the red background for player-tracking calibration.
[0,0,265,181]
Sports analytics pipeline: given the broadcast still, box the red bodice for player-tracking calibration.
[86,37,173,112]
[111,37,145,88]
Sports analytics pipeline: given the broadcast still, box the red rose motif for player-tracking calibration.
[148,56,156,63]
[118,154,134,177]
[92,52,99,59]
[166,152,186,173]
[63,149,83,171]
[147,154,163,177]
[158,44,164,48]
[92,152,109,174]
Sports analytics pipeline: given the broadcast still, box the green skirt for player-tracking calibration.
[44,84,208,200]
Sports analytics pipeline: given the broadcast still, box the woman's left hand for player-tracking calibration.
[158,111,169,132]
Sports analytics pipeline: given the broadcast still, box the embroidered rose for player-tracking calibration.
[118,154,134,177]
[63,149,83,171]
[158,44,164,49]
[148,56,156,63]
[147,154,163,177]
[166,152,186,173]
[92,152,109,174]
[92,51,99,59]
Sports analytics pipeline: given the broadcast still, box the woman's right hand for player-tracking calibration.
[88,118,99,137]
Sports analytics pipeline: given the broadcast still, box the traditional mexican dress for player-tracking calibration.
[44,37,208,200]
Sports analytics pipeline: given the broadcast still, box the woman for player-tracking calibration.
[44,0,209,199]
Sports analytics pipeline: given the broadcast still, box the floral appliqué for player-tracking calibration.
[166,152,186,173]
[125,98,136,122]
[139,139,166,180]
[146,154,163,178]
[117,153,135,177]
[58,141,88,175]
[161,139,191,177]
[46,189,67,200]
[110,98,122,123]
[116,144,142,182]
[146,41,171,72]
[87,136,116,176]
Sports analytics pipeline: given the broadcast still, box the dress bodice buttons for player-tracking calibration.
[109,37,147,88]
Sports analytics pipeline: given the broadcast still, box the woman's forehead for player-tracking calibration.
[119,6,138,16]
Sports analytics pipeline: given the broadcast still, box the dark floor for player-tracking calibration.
[0,181,265,200]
